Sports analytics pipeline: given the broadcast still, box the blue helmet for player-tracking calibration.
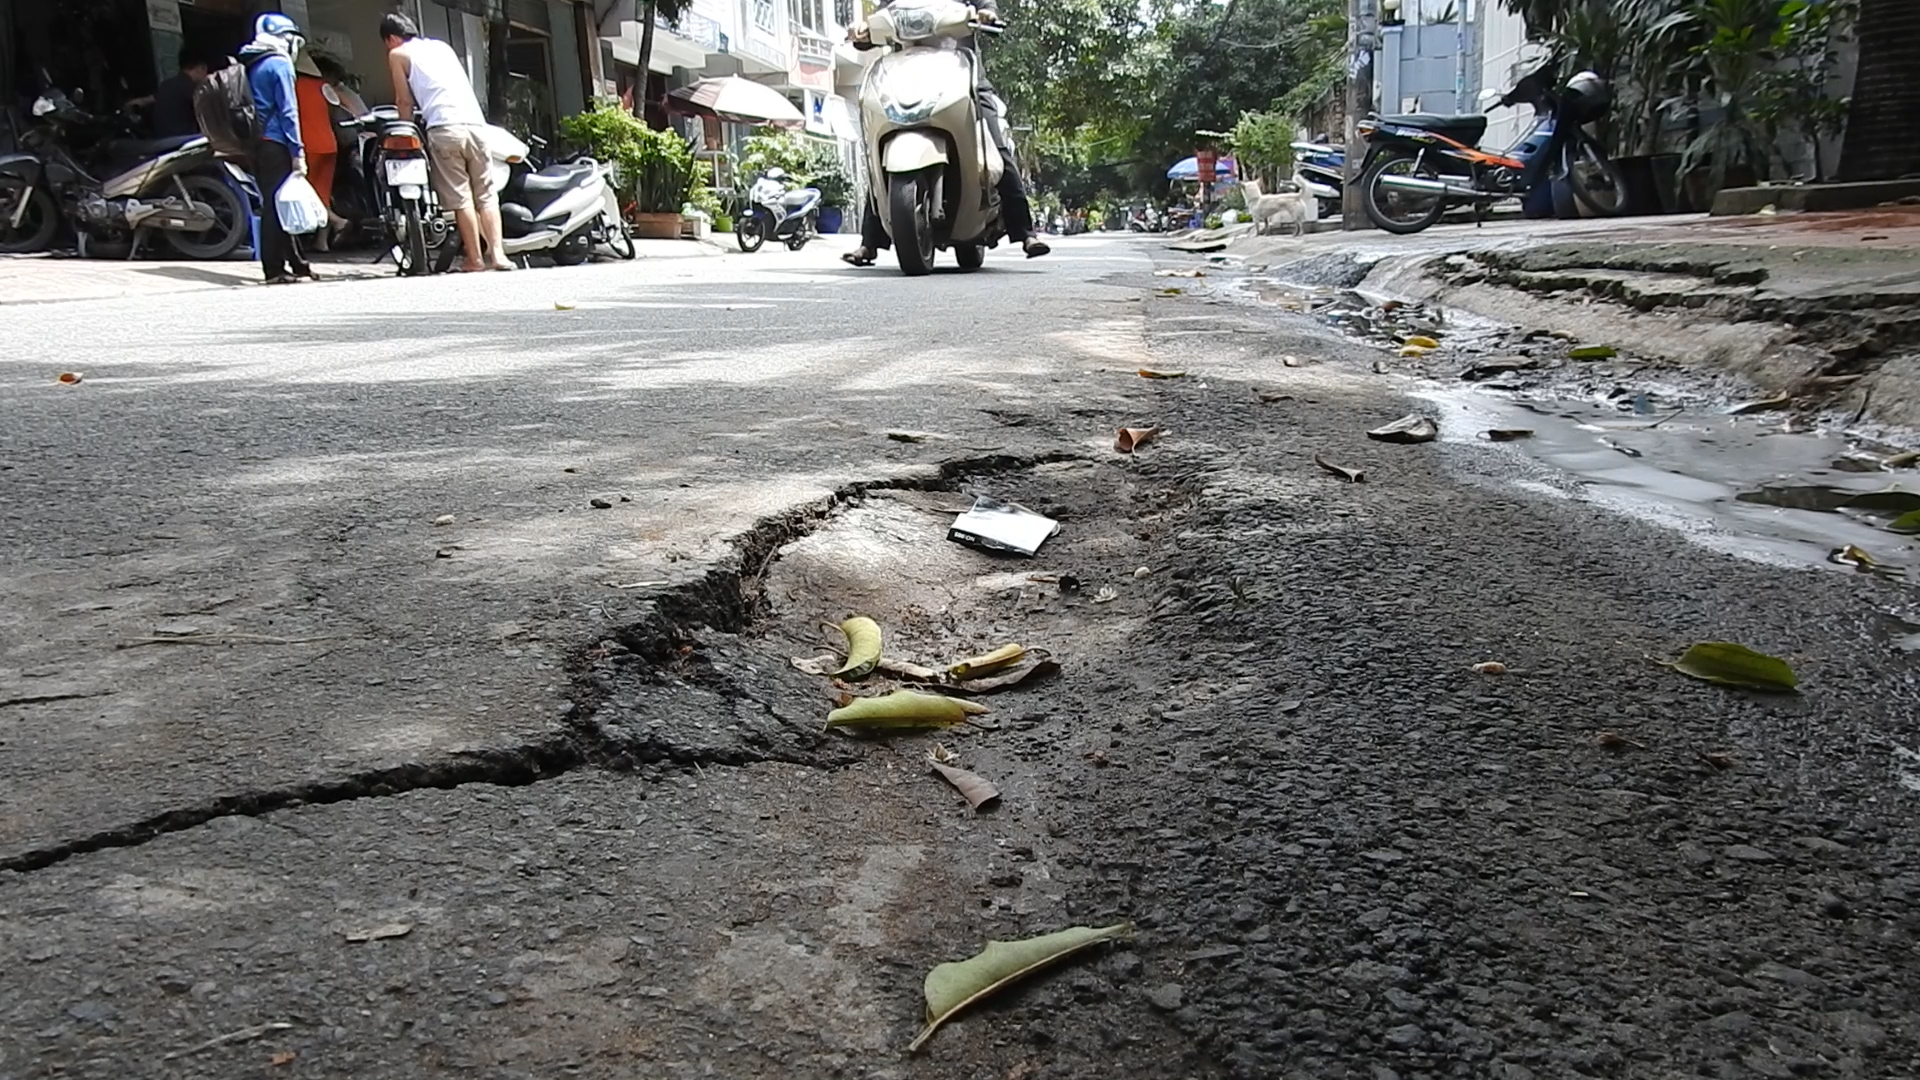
[255,12,305,48]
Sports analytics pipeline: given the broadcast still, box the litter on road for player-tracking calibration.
[948,497,1059,557]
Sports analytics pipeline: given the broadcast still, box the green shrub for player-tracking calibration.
[559,102,699,214]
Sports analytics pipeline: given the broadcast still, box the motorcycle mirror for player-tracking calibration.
[32,96,55,117]
[1478,88,1503,109]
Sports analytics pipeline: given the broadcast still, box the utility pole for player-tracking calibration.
[1342,0,1376,230]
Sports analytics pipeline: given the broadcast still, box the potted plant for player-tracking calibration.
[557,103,699,240]
[811,166,851,233]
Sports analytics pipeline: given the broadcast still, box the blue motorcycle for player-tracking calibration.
[735,168,821,253]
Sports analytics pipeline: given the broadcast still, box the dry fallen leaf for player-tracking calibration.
[929,758,1002,811]
[1367,414,1440,444]
[1472,661,1508,675]
[554,300,577,310]
[343,922,413,943]
[1596,730,1646,750]
[1482,429,1535,442]
[1699,750,1735,769]
[950,658,1062,694]
[949,644,1025,680]
[1258,391,1294,403]
[1115,426,1162,454]
[1138,368,1186,379]
[56,372,83,385]
[270,1051,297,1067]
[1155,268,1205,278]
[1313,454,1365,483]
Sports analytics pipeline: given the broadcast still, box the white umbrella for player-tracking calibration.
[668,76,804,125]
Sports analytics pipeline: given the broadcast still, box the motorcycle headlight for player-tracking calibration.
[890,6,937,40]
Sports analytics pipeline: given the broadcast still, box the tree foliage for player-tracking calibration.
[987,0,1345,202]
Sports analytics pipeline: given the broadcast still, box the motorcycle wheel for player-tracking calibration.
[166,174,248,260]
[554,229,590,266]
[0,180,57,254]
[1362,152,1450,235]
[953,242,984,271]
[603,216,636,260]
[735,214,766,253]
[399,198,430,276]
[1563,134,1629,217]
[889,171,935,277]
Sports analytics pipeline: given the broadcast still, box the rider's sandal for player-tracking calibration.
[841,250,876,267]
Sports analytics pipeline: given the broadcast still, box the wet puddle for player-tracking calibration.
[1414,386,1920,578]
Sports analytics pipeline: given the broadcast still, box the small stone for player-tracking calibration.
[1383,1023,1424,1049]
[432,514,455,526]
[1145,983,1184,1011]
[485,991,510,1007]
[1110,953,1143,979]
[1816,890,1850,917]
[590,498,613,510]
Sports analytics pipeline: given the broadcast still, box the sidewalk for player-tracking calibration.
[1213,206,1920,424]
[0,237,731,307]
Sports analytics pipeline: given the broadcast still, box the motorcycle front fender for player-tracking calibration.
[882,131,949,174]
[0,152,45,187]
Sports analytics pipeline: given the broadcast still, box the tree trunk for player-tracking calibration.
[1837,0,1920,181]
[637,0,658,123]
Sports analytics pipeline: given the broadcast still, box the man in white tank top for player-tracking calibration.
[381,12,511,271]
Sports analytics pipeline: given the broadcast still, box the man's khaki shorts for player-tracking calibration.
[426,125,494,211]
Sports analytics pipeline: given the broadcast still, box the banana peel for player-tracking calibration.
[826,689,990,731]
[830,616,883,679]
[949,644,1025,680]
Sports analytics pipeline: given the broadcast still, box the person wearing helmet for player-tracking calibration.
[841,0,1049,266]
[240,13,314,284]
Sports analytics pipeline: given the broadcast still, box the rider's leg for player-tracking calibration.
[979,90,1047,256]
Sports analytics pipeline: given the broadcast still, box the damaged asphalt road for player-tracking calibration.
[4,238,1920,1079]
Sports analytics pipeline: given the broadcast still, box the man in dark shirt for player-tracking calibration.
[147,50,211,138]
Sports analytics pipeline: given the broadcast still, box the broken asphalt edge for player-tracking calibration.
[0,449,1085,877]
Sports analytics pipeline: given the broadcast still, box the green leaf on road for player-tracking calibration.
[1568,344,1618,359]
[1659,642,1798,693]
[1888,509,1920,533]
[910,923,1134,1052]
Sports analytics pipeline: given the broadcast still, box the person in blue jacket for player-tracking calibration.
[241,13,314,284]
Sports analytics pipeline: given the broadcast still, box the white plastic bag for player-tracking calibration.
[274,174,327,235]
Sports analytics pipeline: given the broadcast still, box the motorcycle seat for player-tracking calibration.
[518,162,596,194]
[1376,113,1487,146]
[104,134,202,160]
[779,190,818,209]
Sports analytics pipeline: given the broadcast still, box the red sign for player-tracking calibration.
[1196,148,1217,185]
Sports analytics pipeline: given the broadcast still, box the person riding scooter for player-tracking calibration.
[841,0,1049,267]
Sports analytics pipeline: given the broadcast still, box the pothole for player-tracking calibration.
[585,457,1175,783]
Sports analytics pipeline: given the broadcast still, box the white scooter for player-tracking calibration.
[462,129,632,267]
[856,0,1005,276]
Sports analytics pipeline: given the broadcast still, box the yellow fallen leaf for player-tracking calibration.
[826,689,988,730]
[1404,335,1440,349]
[1138,368,1186,379]
[1399,345,1432,357]
[949,644,1024,680]
[830,616,882,678]
[911,923,1134,1051]
[554,300,577,311]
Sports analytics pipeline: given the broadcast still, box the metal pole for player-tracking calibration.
[1342,0,1376,230]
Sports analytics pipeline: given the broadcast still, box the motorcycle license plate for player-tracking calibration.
[384,158,429,187]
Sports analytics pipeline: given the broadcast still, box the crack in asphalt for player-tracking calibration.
[0,451,1083,876]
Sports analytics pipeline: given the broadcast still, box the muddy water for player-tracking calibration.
[1414,387,1920,576]
[1225,269,1920,582]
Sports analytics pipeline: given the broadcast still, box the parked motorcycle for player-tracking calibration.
[0,87,247,259]
[735,168,821,253]
[1357,60,1628,235]
[340,105,447,275]
[856,0,1006,275]
[1290,140,1345,220]
[485,132,633,266]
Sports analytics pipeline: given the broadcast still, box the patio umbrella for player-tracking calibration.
[1166,155,1237,180]
[668,76,804,125]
